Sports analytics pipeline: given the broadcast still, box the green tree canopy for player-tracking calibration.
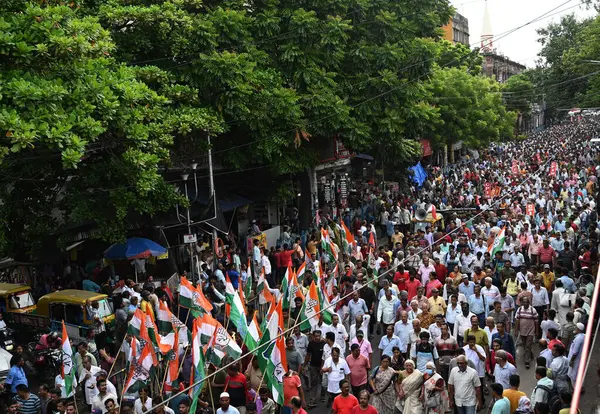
[0,3,221,257]
[424,67,517,149]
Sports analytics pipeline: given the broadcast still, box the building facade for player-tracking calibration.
[481,52,526,83]
[442,12,470,46]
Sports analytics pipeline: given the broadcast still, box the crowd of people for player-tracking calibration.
[1,117,600,414]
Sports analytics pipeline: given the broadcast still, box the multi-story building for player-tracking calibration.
[481,52,526,83]
[442,12,470,46]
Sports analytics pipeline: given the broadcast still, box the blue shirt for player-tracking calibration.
[378,335,403,357]
[559,275,576,293]
[5,365,27,393]
[228,270,240,289]
[458,281,475,297]
[468,295,486,315]
[82,279,100,292]
[491,397,511,414]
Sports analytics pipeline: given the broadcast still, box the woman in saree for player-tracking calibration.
[422,361,450,414]
[396,359,424,414]
[369,355,397,414]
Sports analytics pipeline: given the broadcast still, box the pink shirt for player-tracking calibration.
[351,338,373,360]
[345,354,370,387]
[426,280,443,297]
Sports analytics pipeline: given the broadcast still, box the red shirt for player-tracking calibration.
[280,250,293,267]
[351,405,377,414]
[538,246,555,263]
[225,373,248,407]
[434,264,447,282]
[332,394,359,414]
[405,278,422,299]
[393,271,409,291]
[283,374,302,407]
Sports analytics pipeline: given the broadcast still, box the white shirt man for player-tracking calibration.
[330,318,349,353]
[448,363,481,410]
[322,353,350,394]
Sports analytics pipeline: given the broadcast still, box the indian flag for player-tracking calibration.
[205,322,242,365]
[488,227,506,257]
[225,274,248,339]
[190,317,207,398]
[296,262,306,284]
[321,228,338,262]
[163,328,180,393]
[288,269,304,309]
[157,301,188,345]
[61,321,76,397]
[281,265,292,309]
[244,258,253,299]
[179,276,213,313]
[258,270,275,306]
[244,310,262,351]
[299,281,321,331]
[258,299,288,405]
[341,221,356,254]
[123,342,154,394]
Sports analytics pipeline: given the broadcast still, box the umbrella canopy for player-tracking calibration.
[104,237,167,260]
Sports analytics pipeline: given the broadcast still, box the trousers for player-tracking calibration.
[307,366,322,405]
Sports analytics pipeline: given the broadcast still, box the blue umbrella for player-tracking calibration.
[104,237,167,260]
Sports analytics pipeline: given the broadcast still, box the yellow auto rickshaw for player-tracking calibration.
[0,283,36,317]
[36,290,115,342]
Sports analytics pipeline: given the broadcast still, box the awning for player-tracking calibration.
[65,240,86,251]
[354,153,374,161]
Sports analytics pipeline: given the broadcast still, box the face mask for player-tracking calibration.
[425,369,434,376]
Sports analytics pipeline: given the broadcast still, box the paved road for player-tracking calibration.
[307,329,573,414]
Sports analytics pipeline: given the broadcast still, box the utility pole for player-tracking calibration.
[208,135,218,258]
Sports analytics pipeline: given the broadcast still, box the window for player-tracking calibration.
[8,291,35,310]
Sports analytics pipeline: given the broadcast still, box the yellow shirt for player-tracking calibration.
[503,278,520,296]
[391,233,404,244]
[428,296,447,315]
[503,389,526,413]
[541,271,555,291]
[464,327,489,349]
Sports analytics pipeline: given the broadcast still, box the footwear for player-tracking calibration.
[525,363,530,369]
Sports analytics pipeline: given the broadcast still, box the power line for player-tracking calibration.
[146,123,569,412]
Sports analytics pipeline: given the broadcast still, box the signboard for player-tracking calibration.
[526,204,535,217]
[511,160,519,175]
[421,139,433,157]
[11,313,49,329]
[549,161,557,177]
[334,138,352,159]
[484,182,492,198]
[246,233,267,255]
[183,234,197,244]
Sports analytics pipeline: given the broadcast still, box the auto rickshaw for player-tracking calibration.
[35,290,115,343]
[0,283,36,317]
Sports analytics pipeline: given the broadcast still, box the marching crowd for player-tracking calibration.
[1,117,599,414]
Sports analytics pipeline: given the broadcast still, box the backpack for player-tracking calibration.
[536,383,560,408]
[575,308,589,325]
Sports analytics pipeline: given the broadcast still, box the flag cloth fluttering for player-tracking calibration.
[488,227,506,257]
[257,299,288,405]
[225,274,248,339]
[179,276,213,313]
[61,321,77,398]
[123,341,155,395]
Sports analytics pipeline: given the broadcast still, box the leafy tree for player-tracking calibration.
[503,73,534,115]
[0,3,221,258]
[424,67,517,150]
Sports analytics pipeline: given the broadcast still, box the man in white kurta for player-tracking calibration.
[79,357,102,406]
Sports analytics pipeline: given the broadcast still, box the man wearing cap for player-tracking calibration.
[217,393,240,414]
[540,264,555,292]
[567,323,585,390]
[350,330,372,364]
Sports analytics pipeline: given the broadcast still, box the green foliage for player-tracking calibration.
[0,3,221,257]
[424,67,517,149]
[503,73,534,115]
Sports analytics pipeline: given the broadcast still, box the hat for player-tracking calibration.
[462,274,468,279]
[576,322,585,331]
[356,330,364,337]
[220,392,230,399]
[544,264,550,269]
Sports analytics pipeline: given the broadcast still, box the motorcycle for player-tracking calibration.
[27,337,61,377]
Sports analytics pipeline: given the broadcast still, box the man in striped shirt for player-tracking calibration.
[15,384,42,414]
[514,297,538,369]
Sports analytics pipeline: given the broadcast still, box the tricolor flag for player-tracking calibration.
[296,262,306,284]
[341,221,356,254]
[163,328,180,393]
[190,317,207,404]
[281,265,293,309]
[198,313,242,364]
[299,281,321,331]
[123,341,154,394]
[287,269,305,309]
[61,321,76,398]
[128,309,155,348]
[259,299,288,405]
[257,269,275,306]
[488,227,506,257]
[321,228,339,262]
[179,276,213,313]
[244,258,253,299]
[244,311,262,351]
[157,301,189,346]
[225,274,248,339]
